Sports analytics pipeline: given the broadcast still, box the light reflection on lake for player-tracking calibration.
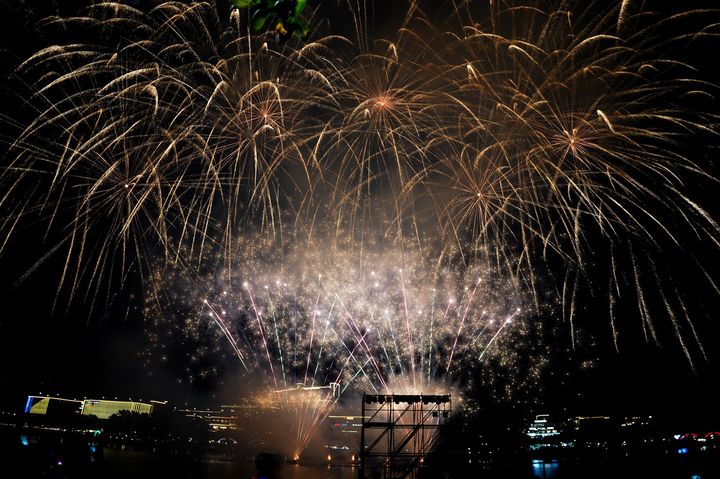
[100,447,359,479]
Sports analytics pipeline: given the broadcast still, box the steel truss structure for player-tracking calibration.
[360,394,451,479]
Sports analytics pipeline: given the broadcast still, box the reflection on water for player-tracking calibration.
[4,427,720,479]
[101,447,358,479]
[531,458,559,478]
[3,427,358,479]
[524,452,720,479]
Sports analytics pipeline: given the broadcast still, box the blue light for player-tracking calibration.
[678,448,689,454]
[24,397,33,414]
[531,459,559,478]
[20,435,29,446]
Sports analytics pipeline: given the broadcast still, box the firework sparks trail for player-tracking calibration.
[243,282,278,387]
[1,0,719,457]
[446,277,483,376]
[145,238,531,455]
[203,299,249,372]
[0,1,716,356]
[478,309,522,362]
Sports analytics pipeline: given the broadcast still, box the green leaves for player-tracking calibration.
[252,12,271,32]
[230,0,262,8]
[230,0,310,40]
[295,0,306,16]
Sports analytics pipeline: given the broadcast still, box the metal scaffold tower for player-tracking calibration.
[359,393,451,479]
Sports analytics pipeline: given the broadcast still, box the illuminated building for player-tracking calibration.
[175,399,275,432]
[526,414,561,439]
[25,396,83,417]
[80,399,156,419]
[176,405,242,431]
[328,414,364,434]
[324,413,365,462]
[572,415,611,431]
[25,395,163,420]
[620,415,654,428]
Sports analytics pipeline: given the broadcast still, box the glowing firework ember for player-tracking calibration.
[144,237,539,454]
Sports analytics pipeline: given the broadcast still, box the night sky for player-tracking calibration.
[1,0,720,431]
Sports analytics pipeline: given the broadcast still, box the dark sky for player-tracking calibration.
[1,0,720,429]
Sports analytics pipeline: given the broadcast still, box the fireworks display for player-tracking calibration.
[1,0,719,457]
[144,236,544,454]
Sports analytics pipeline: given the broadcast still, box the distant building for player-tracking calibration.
[80,399,155,419]
[527,414,561,439]
[327,414,364,434]
[620,415,654,428]
[25,396,82,417]
[175,399,278,432]
[321,411,365,463]
[571,415,611,431]
[176,404,242,431]
[25,394,162,420]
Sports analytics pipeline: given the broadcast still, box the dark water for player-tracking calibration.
[454,452,720,479]
[1,427,358,479]
[11,447,720,479]
[525,455,715,479]
[100,448,358,479]
[3,428,720,479]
